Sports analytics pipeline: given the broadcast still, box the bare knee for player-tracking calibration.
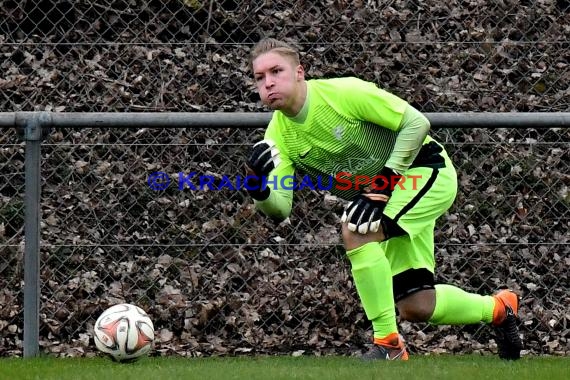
[341,223,385,251]
[396,289,436,322]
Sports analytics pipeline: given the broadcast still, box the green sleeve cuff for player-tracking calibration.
[253,187,293,222]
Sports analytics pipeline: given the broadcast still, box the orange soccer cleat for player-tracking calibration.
[492,289,523,360]
[360,333,409,361]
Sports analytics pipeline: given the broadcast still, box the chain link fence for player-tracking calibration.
[1,1,569,357]
[2,1,569,113]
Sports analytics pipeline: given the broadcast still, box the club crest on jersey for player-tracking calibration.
[333,125,344,140]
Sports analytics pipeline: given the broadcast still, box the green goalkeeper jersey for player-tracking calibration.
[255,76,434,220]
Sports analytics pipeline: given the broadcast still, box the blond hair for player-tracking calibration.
[249,38,300,72]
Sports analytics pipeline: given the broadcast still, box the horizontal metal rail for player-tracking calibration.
[1,112,570,129]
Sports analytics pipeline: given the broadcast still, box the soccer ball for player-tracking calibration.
[93,303,155,362]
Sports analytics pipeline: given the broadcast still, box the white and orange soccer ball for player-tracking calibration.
[93,303,155,362]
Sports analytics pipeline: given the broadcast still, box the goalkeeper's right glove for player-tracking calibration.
[340,167,399,234]
[245,139,281,200]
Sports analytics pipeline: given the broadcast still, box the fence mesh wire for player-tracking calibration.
[1,1,569,113]
[1,1,569,357]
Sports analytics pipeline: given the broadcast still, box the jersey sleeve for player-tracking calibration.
[252,119,295,222]
[340,77,409,131]
[384,104,431,172]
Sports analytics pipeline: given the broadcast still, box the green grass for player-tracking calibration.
[0,355,568,380]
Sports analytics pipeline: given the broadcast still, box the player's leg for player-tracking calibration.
[385,228,497,325]
[383,144,522,359]
[340,141,449,361]
[389,228,522,360]
[384,222,496,324]
[341,224,408,360]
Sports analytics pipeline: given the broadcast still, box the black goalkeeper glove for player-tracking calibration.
[340,167,401,234]
[245,139,281,200]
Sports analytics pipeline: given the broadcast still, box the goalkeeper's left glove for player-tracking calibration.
[340,167,400,234]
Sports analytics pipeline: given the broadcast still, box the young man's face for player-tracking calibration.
[252,51,304,114]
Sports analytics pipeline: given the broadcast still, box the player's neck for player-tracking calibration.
[281,81,307,118]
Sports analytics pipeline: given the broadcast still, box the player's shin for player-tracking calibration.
[428,284,495,325]
[346,242,398,339]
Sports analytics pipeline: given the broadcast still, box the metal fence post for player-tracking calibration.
[19,112,51,358]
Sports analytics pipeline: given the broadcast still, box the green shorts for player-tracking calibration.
[382,146,457,276]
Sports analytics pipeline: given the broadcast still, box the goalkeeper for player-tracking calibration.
[244,38,522,360]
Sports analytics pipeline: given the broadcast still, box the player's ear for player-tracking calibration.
[296,65,305,81]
